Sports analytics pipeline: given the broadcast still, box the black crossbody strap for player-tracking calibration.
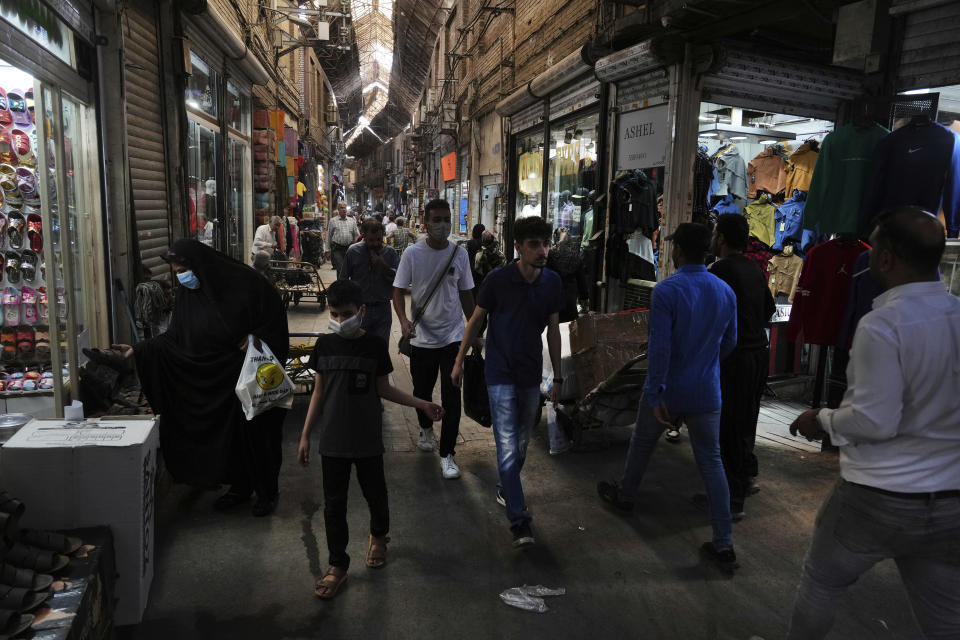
[411,244,459,326]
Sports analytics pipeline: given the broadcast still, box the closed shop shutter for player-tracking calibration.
[122,0,170,278]
[701,46,862,120]
[549,74,601,121]
[616,70,669,113]
[894,1,960,90]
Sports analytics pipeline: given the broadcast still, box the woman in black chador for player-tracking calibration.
[116,239,289,516]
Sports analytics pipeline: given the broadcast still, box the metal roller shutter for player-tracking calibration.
[701,46,863,120]
[616,70,669,113]
[123,0,170,279]
[894,2,960,90]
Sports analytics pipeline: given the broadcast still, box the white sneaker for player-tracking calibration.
[440,455,461,479]
[417,429,435,452]
[549,441,572,456]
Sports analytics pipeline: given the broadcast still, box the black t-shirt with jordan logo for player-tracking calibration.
[308,332,393,458]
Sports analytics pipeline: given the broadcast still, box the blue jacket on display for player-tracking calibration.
[773,191,806,250]
[710,194,741,217]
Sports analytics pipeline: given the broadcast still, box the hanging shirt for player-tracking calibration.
[746,148,787,198]
[786,239,869,345]
[767,252,803,302]
[693,148,714,218]
[804,123,889,236]
[773,191,807,250]
[713,145,748,201]
[518,151,544,195]
[835,251,883,350]
[818,281,960,493]
[710,194,741,217]
[743,196,777,248]
[860,120,960,236]
[782,143,818,195]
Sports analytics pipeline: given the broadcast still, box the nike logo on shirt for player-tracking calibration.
[908,147,922,153]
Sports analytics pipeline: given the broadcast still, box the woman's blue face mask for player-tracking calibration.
[177,269,200,290]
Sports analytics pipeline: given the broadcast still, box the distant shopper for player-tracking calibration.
[251,216,282,261]
[198,213,214,247]
[296,178,307,217]
[388,217,416,254]
[325,202,360,274]
[385,215,398,237]
[298,279,443,600]
[708,214,775,520]
[339,219,400,343]
[787,208,960,639]
[466,223,485,280]
[473,231,506,286]
[452,215,563,548]
[597,223,739,573]
[392,199,476,479]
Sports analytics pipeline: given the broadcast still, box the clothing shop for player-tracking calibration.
[0,1,109,416]
[181,16,267,262]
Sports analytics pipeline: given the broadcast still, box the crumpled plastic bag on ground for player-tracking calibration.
[499,585,566,613]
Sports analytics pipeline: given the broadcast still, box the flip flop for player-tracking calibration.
[16,168,35,200]
[6,379,21,390]
[16,328,33,360]
[20,250,37,283]
[9,128,31,163]
[23,367,39,381]
[0,328,14,363]
[20,379,36,391]
[2,286,19,326]
[0,88,11,130]
[21,285,37,322]
[0,163,18,194]
[314,566,347,599]
[25,213,40,252]
[0,609,34,638]
[0,131,17,166]
[4,252,20,284]
[34,328,49,360]
[7,90,30,128]
[7,213,23,249]
[37,287,46,322]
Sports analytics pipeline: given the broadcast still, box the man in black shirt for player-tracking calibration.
[709,214,776,519]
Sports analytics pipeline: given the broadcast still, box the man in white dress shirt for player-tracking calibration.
[251,216,281,262]
[788,207,960,639]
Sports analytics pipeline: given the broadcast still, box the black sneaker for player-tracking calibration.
[251,494,278,517]
[701,542,739,574]
[597,481,634,513]
[511,522,535,548]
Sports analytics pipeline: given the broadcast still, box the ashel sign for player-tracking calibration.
[616,104,668,171]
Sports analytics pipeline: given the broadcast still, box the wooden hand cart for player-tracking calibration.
[267,260,328,311]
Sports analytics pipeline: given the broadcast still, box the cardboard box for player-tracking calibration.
[0,418,159,626]
[572,342,647,394]
[569,310,649,355]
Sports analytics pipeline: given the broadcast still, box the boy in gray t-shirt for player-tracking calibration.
[298,280,443,600]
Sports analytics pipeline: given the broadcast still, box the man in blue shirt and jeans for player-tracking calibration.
[452,216,564,548]
[598,223,739,572]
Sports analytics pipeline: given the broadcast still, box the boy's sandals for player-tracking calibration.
[365,534,389,569]
[314,566,347,600]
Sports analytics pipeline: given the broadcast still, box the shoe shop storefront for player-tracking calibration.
[0,1,108,417]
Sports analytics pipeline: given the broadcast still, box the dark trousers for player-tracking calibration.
[321,455,389,570]
[718,348,768,508]
[331,243,349,274]
[410,342,461,457]
[229,406,285,498]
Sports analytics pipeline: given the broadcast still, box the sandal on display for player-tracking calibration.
[8,129,31,167]
[36,287,46,323]
[2,541,69,574]
[6,215,23,250]
[0,562,53,593]
[3,253,18,285]
[15,169,34,202]
[33,328,49,360]
[20,286,36,324]
[0,132,16,167]
[19,252,36,284]
[0,164,17,196]
[18,530,81,555]
[2,286,19,326]
[0,214,7,249]
[0,329,14,363]
[314,566,347,600]
[365,534,389,569]
[0,609,34,639]
[23,368,39,381]
[0,89,11,130]
[25,214,40,252]
[6,379,21,391]
[5,90,28,129]
[15,329,33,361]
[0,583,51,613]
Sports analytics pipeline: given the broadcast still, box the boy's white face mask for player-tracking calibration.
[328,312,362,337]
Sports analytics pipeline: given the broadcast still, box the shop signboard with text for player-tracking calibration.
[616,104,668,171]
[441,152,457,182]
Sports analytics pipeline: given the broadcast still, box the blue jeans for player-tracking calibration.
[361,302,393,344]
[618,401,733,550]
[488,384,540,529]
[788,479,960,639]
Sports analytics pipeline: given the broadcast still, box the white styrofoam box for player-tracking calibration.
[0,417,159,626]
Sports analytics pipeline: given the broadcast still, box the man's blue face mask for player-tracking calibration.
[177,269,200,290]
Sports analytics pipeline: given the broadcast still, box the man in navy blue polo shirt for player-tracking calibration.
[597,223,740,572]
[452,216,564,548]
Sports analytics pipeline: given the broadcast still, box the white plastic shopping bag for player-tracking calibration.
[235,335,294,420]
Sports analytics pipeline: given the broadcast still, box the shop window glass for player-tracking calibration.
[514,131,543,220]
[186,119,221,250]
[227,138,248,260]
[547,111,600,240]
[185,53,218,119]
[226,82,250,134]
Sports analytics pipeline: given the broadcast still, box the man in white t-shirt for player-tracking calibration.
[393,199,476,479]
